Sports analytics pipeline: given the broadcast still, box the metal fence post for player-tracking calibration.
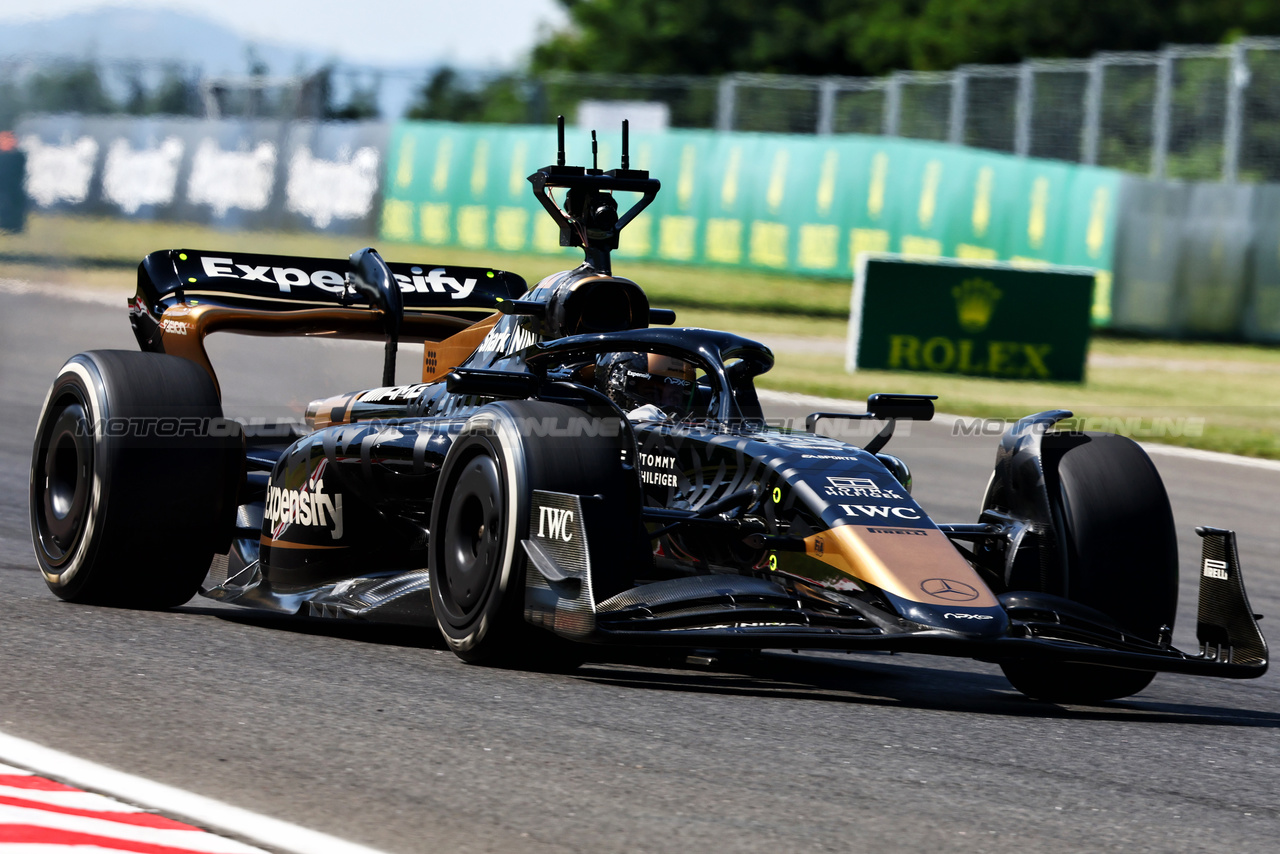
[1014,62,1032,156]
[817,78,837,135]
[1082,57,1103,165]
[1223,41,1246,183]
[716,74,737,132]
[200,79,220,120]
[883,73,901,136]
[1151,49,1173,179]
[525,76,547,125]
[948,69,967,145]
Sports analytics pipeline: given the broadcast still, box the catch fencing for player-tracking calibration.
[9,37,1280,184]
[1109,179,1280,341]
[535,39,1280,184]
[14,111,1280,343]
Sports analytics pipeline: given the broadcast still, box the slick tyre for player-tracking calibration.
[1000,432,1178,703]
[429,400,644,668]
[30,351,241,608]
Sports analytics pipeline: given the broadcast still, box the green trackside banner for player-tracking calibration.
[848,255,1095,382]
[379,122,1123,323]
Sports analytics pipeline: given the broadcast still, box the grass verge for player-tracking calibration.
[756,347,1280,460]
[0,214,851,317]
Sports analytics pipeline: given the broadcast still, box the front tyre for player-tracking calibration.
[30,351,240,608]
[429,427,521,662]
[429,400,646,668]
[999,432,1178,703]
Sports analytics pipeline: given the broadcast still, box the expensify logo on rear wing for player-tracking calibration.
[196,255,477,299]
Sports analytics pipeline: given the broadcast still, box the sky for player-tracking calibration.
[0,0,571,68]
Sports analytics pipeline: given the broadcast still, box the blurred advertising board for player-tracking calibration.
[15,116,388,235]
[1245,184,1280,343]
[0,132,24,232]
[846,254,1095,383]
[1110,177,1268,341]
[380,121,1122,323]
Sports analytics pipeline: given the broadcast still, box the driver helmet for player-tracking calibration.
[596,352,697,419]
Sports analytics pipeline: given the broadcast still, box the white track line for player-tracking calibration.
[1136,441,1280,472]
[0,803,264,853]
[0,732,392,854]
[0,847,171,853]
[0,781,153,811]
[0,279,127,307]
[756,389,1280,473]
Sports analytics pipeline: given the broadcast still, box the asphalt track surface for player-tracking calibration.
[2,288,1279,854]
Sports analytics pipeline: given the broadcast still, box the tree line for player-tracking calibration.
[0,60,380,129]
[530,0,1280,76]
[7,1,1280,129]
[408,0,1280,124]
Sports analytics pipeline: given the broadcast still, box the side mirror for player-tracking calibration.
[806,393,938,456]
[348,247,403,386]
[866,393,936,422]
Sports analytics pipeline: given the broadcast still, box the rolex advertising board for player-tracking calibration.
[847,255,1094,382]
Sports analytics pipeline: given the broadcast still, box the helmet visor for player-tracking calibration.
[620,354,697,417]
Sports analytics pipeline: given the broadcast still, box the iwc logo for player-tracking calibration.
[536,506,575,542]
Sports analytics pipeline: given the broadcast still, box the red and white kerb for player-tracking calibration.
[0,761,269,853]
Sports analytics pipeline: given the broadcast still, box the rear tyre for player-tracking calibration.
[429,400,643,669]
[999,432,1178,703]
[30,351,241,608]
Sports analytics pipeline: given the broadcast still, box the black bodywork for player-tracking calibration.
[116,121,1265,688]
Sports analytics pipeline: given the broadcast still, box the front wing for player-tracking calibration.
[525,520,1267,680]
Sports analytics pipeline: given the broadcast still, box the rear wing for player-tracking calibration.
[128,248,527,397]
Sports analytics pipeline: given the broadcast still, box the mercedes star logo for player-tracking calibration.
[920,578,980,602]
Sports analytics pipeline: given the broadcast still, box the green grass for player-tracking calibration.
[0,214,851,317]
[759,347,1280,459]
[4,214,1279,458]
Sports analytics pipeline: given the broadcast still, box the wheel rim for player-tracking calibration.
[34,392,95,565]
[437,453,506,628]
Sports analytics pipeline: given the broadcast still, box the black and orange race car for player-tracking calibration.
[29,120,1267,703]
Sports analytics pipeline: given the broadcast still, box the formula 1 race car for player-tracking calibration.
[30,119,1267,703]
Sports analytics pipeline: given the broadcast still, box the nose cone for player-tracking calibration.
[801,525,1001,609]
[886,592,1010,637]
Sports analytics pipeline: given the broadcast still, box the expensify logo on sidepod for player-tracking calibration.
[198,256,477,299]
